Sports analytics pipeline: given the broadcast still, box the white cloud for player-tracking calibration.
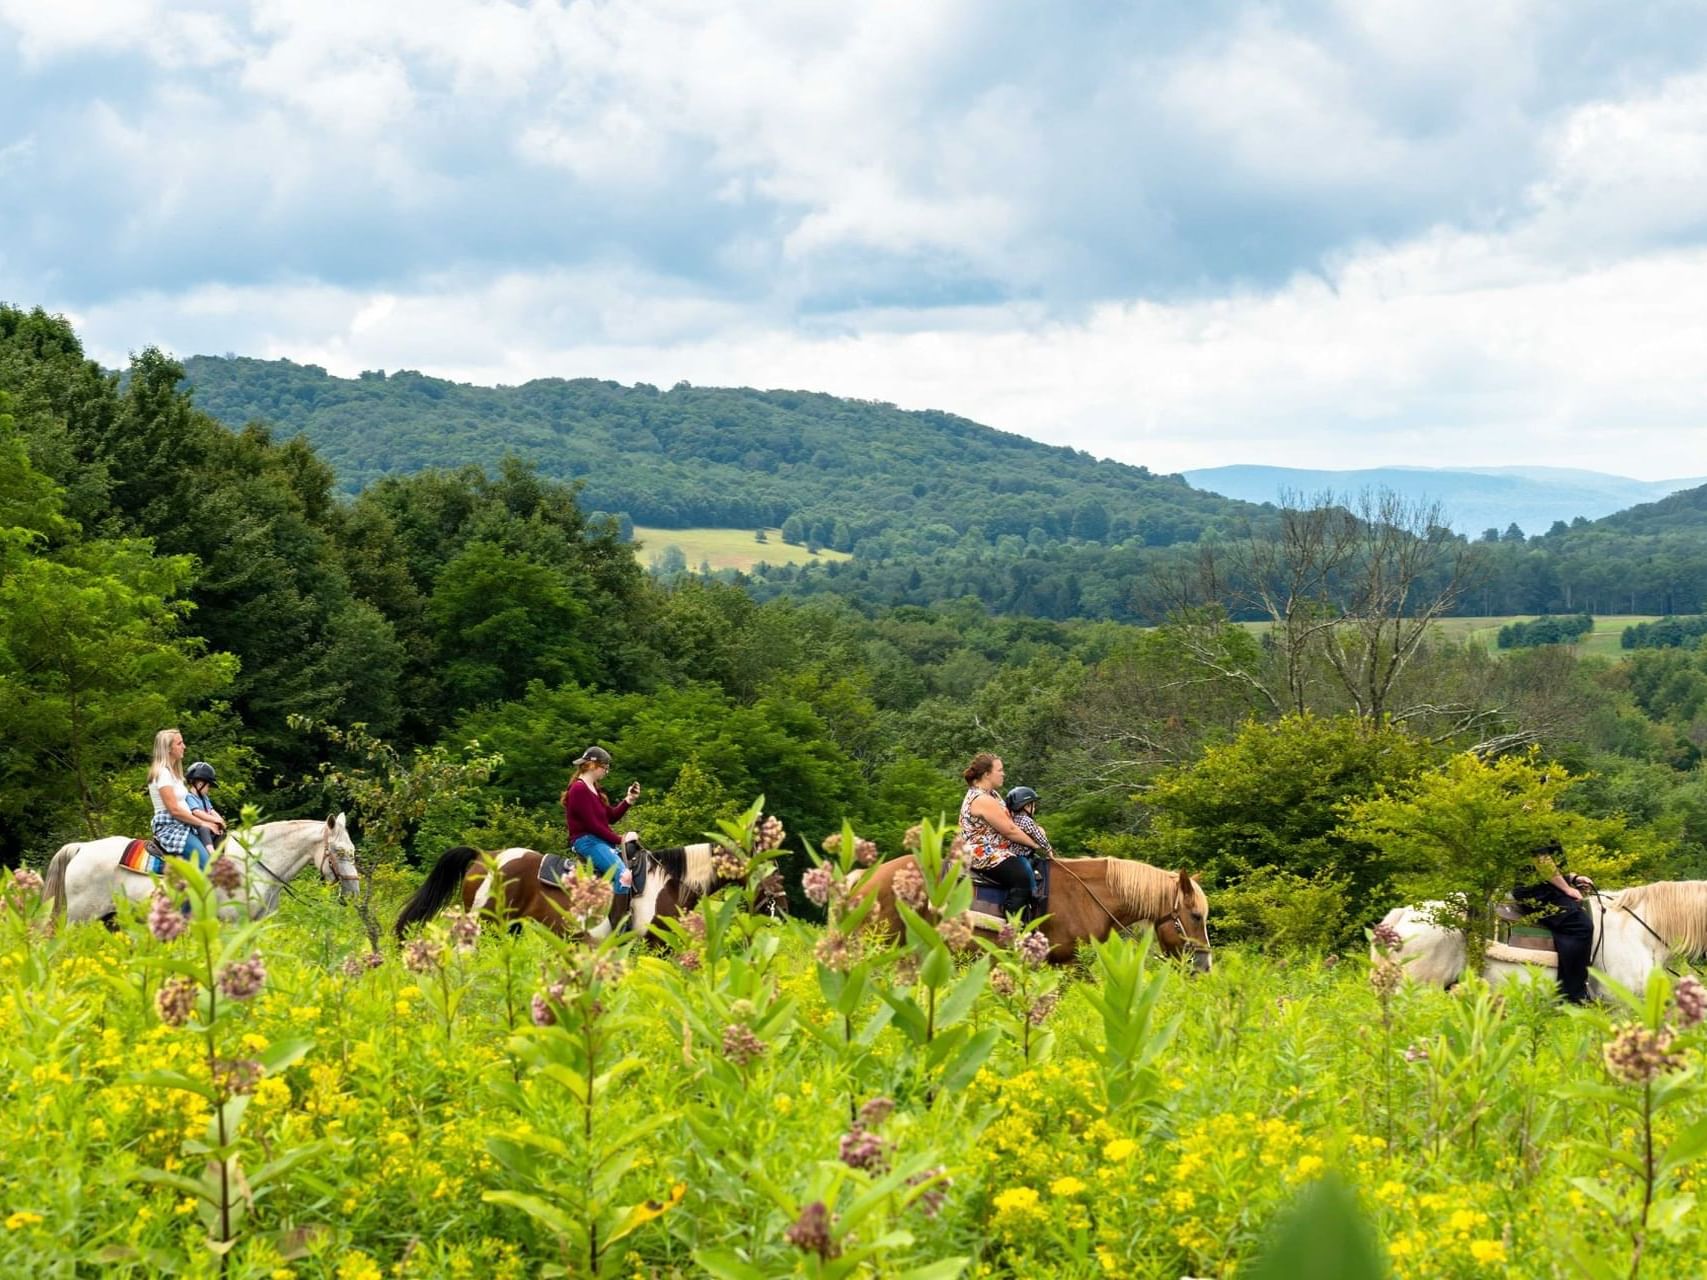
[65,216,1707,481]
[10,0,1707,482]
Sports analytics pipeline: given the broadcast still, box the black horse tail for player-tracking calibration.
[394,845,481,940]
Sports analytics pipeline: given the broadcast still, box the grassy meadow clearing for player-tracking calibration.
[4,821,1707,1280]
[1237,616,1663,660]
[629,528,852,573]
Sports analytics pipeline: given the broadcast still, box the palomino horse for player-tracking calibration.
[858,855,1212,969]
[393,840,731,941]
[42,815,361,924]
[1377,881,1707,998]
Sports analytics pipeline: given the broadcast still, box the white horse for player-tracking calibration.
[42,815,360,924]
[1376,881,1707,999]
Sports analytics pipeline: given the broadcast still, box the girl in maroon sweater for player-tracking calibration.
[562,746,641,893]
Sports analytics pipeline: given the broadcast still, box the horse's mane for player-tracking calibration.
[679,843,715,894]
[1082,857,1186,919]
[1613,881,1707,959]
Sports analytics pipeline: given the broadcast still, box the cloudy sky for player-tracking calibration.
[5,1,1707,477]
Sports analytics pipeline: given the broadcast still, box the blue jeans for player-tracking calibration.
[181,831,211,870]
[572,835,630,895]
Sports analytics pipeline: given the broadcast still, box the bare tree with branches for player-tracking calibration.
[1322,488,1483,723]
[1155,487,1486,727]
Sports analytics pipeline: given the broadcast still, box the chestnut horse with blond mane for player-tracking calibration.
[858,855,1212,969]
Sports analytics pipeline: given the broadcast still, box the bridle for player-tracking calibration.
[238,823,360,907]
[1583,885,1684,979]
[1052,860,1210,961]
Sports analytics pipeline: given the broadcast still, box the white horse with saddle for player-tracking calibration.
[1376,881,1707,999]
[43,815,361,924]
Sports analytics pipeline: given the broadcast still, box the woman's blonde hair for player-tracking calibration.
[150,727,181,781]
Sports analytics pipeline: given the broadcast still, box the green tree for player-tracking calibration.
[1338,751,1648,961]
[428,541,590,708]
[1139,714,1441,949]
[640,757,743,845]
[1071,500,1109,542]
[0,406,236,844]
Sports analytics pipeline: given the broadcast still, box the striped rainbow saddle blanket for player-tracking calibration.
[117,838,168,876]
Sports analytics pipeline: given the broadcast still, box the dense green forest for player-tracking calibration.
[183,354,1707,623]
[182,355,1258,554]
[7,304,1707,950]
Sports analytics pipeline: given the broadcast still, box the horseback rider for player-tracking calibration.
[183,762,227,852]
[562,747,643,896]
[1005,786,1053,911]
[1514,837,1594,1005]
[147,729,222,871]
[959,754,1043,916]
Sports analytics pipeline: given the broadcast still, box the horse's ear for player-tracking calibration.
[336,811,348,832]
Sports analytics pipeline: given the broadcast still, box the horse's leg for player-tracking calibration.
[607,890,632,933]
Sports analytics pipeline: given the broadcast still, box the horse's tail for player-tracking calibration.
[42,843,76,917]
[394,846,482,939]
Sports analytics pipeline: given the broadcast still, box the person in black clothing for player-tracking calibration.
[1513,838,1594,1005]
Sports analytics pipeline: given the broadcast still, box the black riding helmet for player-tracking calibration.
[185,761,217,786]
[1005,786,1038,813]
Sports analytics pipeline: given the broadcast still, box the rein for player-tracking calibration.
[1051,859,1196,951]
[1586,887,1685,978]
[239,825,356,909]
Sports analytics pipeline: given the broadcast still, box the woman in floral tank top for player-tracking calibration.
[958,753,1044,915]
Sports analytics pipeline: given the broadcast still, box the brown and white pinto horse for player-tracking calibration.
[394,841,728,941]
[857,855,1212,969]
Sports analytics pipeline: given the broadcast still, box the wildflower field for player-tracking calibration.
[4,822,1707,1280]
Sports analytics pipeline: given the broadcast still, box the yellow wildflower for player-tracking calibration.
[1448,1208,1488,1234]
[1102,1138,1138,1163]
[1469,1240,1507,1266]
[1292,1154,1327,1181]
[5,1211,44,1231]
[1050,1176,1087,1197]
[992,1187,1041,1218]
[338,1250,383,1280]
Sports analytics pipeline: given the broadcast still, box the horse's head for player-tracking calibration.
[1156,870,1211,973]
[320,813,361,900]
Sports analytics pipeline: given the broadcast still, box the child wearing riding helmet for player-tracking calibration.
[562,747,642,894]
[1005,786,1053,858]
[183,761,227,850]
[147,728,222,870]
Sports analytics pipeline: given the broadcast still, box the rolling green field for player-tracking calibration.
[631,526,853,572]
[1449,614,1661,659]
[1241,616,1662,660]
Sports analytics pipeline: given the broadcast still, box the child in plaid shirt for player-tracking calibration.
[1011,807,1052,856]
[1005,787,1052,857]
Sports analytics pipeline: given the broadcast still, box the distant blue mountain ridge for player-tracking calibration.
[1182,465,1707,537]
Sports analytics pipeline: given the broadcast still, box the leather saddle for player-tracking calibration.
[968,855,1050,925]
[540,838,647,894]
[1491,895,1559,962]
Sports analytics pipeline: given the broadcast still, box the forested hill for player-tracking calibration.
[181,355,1261,552]
[1585,482,1707,535]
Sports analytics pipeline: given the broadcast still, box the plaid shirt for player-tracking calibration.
[1013,811,1052,856]
[149,772,194,853]
[150,809,193,853]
